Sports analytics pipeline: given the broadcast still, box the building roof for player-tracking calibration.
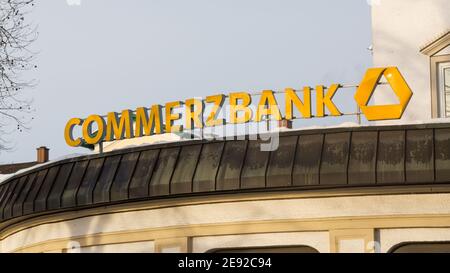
[420,30,450,56]
[0,162,38,175]
[1,122,450,226]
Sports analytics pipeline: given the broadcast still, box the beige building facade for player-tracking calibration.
[3,189,450,253]
[372,0,450,122]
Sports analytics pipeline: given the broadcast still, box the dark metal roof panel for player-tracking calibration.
[377,130,405,184]
[266,136,297,188]
[110,152,140,202]
[12,172,36,217]
[47,163,74,210]
[34,166,60,213]
[3,175,28,219]
[405,129,434,183]
[348,131,378,185]
[170,145,202,194]
[241,140,271,189]
[292,134,323,186]
[435,128,450,182]
[23,170,48,215]
[0,179,18,220]
[320,132,351,185]
[61,160,88,208]
[149,147,179,196]
[128,150,159,199]
[92,155,121,204]
[216,140,247,191]
[2,123,450,223]
[76,158,104,206]
[193,142,224,193]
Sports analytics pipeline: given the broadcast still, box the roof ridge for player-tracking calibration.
[420,29,450,51]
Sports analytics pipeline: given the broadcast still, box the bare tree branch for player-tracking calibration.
[0,0,37,150]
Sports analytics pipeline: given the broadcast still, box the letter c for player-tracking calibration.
[82,115,106,145]
[64,118,83,147]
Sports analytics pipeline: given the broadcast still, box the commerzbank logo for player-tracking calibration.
[64,67,413,148]
[355,67,413,121]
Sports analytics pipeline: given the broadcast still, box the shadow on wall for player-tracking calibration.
[372,0,450,122]
[372,29,427,121]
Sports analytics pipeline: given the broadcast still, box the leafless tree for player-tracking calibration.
[0,0,37,150]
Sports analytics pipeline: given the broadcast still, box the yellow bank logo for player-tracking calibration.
[355,67,413,121]
[64,67,413,147]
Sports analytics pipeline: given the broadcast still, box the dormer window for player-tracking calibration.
[421,31,450,118]
[439,63,450,117]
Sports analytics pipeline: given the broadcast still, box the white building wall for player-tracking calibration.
[192,232,330,253]
[3,193,450,253]
[371,0,450,122]
[77,241,155,253]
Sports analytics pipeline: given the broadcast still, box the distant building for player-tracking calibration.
[0,147,49,175]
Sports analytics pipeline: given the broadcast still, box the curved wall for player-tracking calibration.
[2,191,450,252]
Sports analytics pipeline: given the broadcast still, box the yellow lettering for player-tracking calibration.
[255,90,282,122]
[316,84,342,117]
[185,98,204,130]
[82,115,106,145]
[105,109,134,141]
[205,94,225,127]
[285,87,311,119]
[64,118,83,147]
[135,105,163,137]
[229,92,252,124]
[165,101,183,133]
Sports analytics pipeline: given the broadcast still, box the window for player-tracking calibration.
[391,242,450,253]
[439,62,450,117]
[420,31,450,118]
[210,245,319,253]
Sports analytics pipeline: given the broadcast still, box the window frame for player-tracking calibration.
[390,241,450,253]
[438,62,450,117]
[431,54,450,118]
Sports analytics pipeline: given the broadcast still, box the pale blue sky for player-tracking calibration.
[2,0,372,163]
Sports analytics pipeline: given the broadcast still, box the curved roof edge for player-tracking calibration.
[1,122,450,225]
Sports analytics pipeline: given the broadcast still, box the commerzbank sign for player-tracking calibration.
[64,67,413,147]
